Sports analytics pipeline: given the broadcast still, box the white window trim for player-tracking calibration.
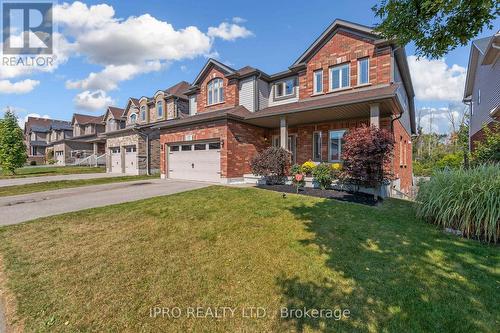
[140,106,147,121]
[313,70,323,94]
[274,78,296,99]
[357,58,370,86]
[329,63,350,92]
[312,131,322,161]
[207,78,224,106]
[129,113,137,124]
[328,129,346,162]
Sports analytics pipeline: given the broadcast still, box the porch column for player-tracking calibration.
[280,116,288,150]
[370,104,380,128]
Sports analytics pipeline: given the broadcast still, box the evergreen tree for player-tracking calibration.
[0,108,27,174]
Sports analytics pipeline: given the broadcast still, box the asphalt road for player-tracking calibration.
[0,173,124,187]
[0,179,210,226]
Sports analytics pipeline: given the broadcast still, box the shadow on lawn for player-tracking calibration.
[276,199,499,332]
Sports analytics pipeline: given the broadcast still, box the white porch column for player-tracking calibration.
[370,103,380,128]
[93,142,98,155]
[280,116,288,150]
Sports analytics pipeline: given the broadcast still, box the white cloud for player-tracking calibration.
[207,22,254,41]
[0,79,40,94]
[73,90,115,111]
[232,17,247,24]
[66,61,164,91]
[417,103,467,134]
[408,56,466,102]
[3,107,51,129]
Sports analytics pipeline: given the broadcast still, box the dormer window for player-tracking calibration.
[130,113,137,124]
[207,78,224,105]
[275,78,295,98]
[157,101,163,118]
[330,63,350,90]
[140,105,147,121]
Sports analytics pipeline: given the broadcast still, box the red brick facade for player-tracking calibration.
[298,30,392,100]
[390,119,413,192]
[197,67,239,114]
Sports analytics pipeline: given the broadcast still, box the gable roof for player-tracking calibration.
[164,81,191,99]
[24,117,71,134]
[72,113,104,125]
[463,34,497,99]
[103,106,125,121]
[292,19,385,67]
[191,58,236,86]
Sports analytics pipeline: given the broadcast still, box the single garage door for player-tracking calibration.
[168,142,220,182]
[124,145,138,174]
[110,147,121,173]
[55,151,65,166]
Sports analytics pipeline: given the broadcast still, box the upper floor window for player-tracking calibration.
[358,58,369,85]
[130,113,137,124]
[157,101,163,118]
[313,70,323,94]
[140,105,147,121]
[207,78,224,105]
[330,63,350,90]
[274,78,295,98]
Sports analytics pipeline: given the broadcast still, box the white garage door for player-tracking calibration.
[110,147,121,173]
[168,142,221,182]
[55,151,65,166]
[124,145,138,175]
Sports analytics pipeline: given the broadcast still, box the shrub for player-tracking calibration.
[341,125,394,193]
[416,164,500,243]
[251,147,290,184]
[472,123,500,165]
[312,163,333,189]
[301,160,316,176]
[47,159,56,165]
[435,152,463,170]
[413,160,433,177]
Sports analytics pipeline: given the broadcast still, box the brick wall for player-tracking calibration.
[299,30,392,100]
[196,66,238,113]
[470,121,498,152]
[386,118,413,193]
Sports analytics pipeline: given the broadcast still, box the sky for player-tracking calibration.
[1,0,499,134]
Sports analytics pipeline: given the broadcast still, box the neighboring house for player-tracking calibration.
[463,32,500,151]
[153,19,416,194]
[24,117,72,164]
[103,81,190,175]
[51,113,106,166]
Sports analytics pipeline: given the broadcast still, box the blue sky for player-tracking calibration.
[1,0,499,133]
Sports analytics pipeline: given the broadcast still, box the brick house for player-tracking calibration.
[153,19,416,194]
[463,32,499,151]
[24,117,72,164]
[102,81,190,175]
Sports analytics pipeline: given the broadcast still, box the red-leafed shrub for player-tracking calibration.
[341,125,394,191]
[251,147,291,184]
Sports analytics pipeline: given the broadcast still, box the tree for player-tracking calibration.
[0,108,27,174]
[250,147,291,185]
[341,125,394,199]
[373,0,499,58]
[472,123,500,165]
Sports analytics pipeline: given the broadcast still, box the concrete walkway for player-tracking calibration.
[0,179,210,226]
[0,173,124,188]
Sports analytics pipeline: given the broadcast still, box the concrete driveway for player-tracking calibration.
[0,173,124,187]
[0,179,211,226]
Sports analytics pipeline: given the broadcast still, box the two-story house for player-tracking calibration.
[24,117,73,164]
[463,32,499,151]
[103,81,190,175]
[154,19,416,194]
[51,113,106,166]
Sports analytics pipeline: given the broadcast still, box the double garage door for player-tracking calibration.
[110,146,138,174]
[168,141,221,182]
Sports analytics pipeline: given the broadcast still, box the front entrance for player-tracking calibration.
[272,135,297,164]
[167,141,221,182]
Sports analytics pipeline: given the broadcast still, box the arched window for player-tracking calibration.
[207,78,224,105]
[130,113,137,124]
[140,105,147,121]
[157,100,163,118]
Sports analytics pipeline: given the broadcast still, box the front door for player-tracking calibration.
[288,135,297,164]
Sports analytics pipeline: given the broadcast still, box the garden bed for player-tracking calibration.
[257,184,378,206]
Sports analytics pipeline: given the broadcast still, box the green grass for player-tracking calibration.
[0,175,158,197]
[0,166,105,179]
[0,187,498,332]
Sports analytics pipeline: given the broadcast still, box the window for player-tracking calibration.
[329,130,346,162]
[478,89,481,104]
[110,147,120,154]
[272,135,280,147]
[313,70,323,94]
[208,142,221,150]
[170,145,179,152]
[140,105,147,121]
[194,143,206,150]
[181,145,192,151]
[313,131,322,161]
[207,78,224,105]
[358,58,369,85]
[129,113,137,124]
[330,63,350,90]
[157,101,163,118]
[274,78,295,99]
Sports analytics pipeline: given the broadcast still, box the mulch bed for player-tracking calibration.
[257,184,379,206]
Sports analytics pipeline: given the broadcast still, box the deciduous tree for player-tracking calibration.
[0,109,27,174]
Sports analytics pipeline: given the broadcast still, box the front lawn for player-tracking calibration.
[0,175,158,197]
[0,166,105,179]
[0,187,498,332]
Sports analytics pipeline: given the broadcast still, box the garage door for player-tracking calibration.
[168,142,220,182]
[124,145,138,174]
[110,147,121,173]
[55,151,65,166]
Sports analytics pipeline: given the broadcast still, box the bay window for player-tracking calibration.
[207,78,224,105]
[329,130,346,162]
[329,63,350,90]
